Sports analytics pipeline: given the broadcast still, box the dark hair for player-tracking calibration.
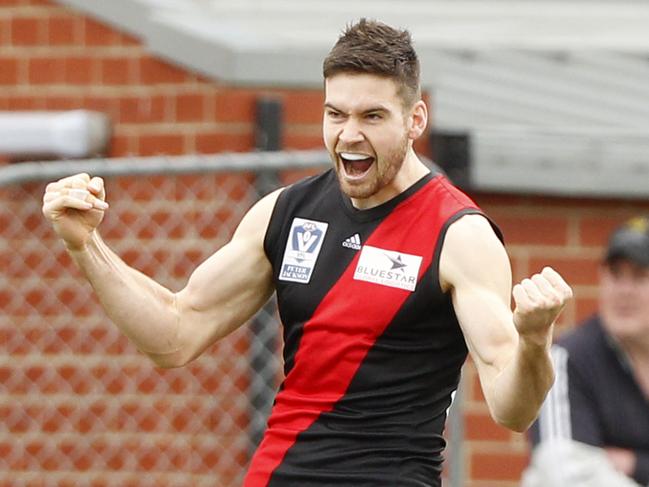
[323,18,421,107]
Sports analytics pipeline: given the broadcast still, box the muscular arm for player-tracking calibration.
[54,182,281,368]
[440,214,572,432]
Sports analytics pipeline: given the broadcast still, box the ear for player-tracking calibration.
[407,100,428,140]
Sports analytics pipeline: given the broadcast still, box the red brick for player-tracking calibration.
[173,249,211,278]
[528,254,600,286]
[283,133,324,150]
[118,95,167,123]
[0,290,11,311]
[283,90,324,124]
[578,215,629,247]
[114,30,140,46]
[465,412,512,441]
[29,56,65,84]
[56,285,96,315]
[150,209,188,238]
[195,132,254,153]
[11,17,46,46]
[48,15,79,45]
[173,173,250,201]
[111,178,162,201]
[492,215,569,246]
[138,133,185,155]
[101,57,136,85]
[82,17,121,46]
[196,207,240,238]
[0,18,9,44]
[65,56,98,84]
[44,95,81,110]
[20,206,49,233]
[574,295,599,322]
[176,93,205,122]
[0,57,19,85]
[87,327,131,354]
[139,57,188,84]
[471,451,529,481]
[214,88,256,122]
[108,133,136,157]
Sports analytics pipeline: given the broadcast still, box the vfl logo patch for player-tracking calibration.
[353,245,422,291]
[279,218,329,284]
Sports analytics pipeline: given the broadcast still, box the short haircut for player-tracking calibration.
[323,18,421,107]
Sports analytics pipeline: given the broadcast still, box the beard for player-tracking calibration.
[333,133,409,200]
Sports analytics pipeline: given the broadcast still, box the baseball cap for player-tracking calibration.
[605,216,649,268]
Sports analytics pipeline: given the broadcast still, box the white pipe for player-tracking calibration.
[0,110,111,158]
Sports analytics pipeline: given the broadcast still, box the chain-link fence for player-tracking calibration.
[0,151,464,487]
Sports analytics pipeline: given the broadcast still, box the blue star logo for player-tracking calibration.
[385,253,407,271]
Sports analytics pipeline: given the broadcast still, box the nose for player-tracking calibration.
[338,119,364,145]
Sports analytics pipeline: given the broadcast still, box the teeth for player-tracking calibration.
[340,152,371,161]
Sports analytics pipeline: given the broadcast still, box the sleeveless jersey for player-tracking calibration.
[245,168,496,487]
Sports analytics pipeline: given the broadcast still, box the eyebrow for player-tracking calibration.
[323,102,390,114]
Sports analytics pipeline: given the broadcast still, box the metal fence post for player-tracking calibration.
[247,97,285,452]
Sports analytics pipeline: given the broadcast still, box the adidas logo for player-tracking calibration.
[342,233,362,250]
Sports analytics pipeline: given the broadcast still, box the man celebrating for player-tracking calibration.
[42,19,572,487]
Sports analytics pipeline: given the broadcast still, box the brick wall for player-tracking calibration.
[2,1,649,486]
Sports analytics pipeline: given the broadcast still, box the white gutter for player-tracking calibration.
[0,111,111,159]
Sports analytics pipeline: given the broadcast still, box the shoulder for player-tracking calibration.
[440,213,509,292]
[443,213,506,262]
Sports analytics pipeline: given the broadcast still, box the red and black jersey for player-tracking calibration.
[246,168,497,487]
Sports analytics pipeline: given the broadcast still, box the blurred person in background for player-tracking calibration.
[42,19,572,487]
[523,216,649,487]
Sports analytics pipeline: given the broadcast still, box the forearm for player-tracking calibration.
[69,231,182,363]
[488,333,554,432]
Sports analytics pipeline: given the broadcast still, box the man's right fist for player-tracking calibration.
[42,173,109,251]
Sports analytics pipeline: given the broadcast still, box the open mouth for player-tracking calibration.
[339,152,375,179]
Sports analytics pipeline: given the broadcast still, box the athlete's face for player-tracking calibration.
[599,259,649,343]
[323,73,426,208]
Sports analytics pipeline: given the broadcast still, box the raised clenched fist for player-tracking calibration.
[42,173,109,251]
[512,267,573,343]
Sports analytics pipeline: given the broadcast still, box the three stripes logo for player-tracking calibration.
[342,233,362,250]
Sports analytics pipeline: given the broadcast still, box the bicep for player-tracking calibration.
[440,214,516,375]
[173,189,282,359]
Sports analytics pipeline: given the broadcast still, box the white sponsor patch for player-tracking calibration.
[353,245,422,291]
[279,218,329,284]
